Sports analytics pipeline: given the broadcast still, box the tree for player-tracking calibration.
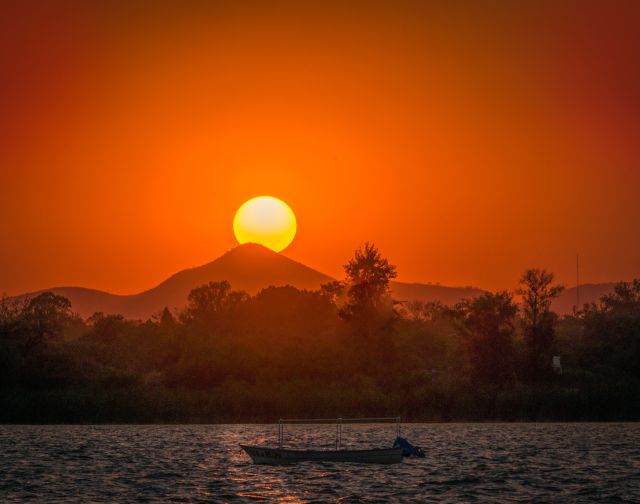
[18,292,74,349]
[0,296,28,385]
[339,243,398,371]
[319,280,345,307]
[517,269,564,379]
[340,242,397,321]
[600,279,640,317]
[400,300,445,323]
[180,281,248,334]
[455,292,517,385]
[86,312,128,342]
[582,279,640,376]
[0,296,26,339]
[152,307,177,327]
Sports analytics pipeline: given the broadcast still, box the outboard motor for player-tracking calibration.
[393,436,426,458]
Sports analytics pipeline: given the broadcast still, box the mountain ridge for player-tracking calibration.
[10,243,618,319]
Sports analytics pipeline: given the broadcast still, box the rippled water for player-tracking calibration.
[1,423,639,503]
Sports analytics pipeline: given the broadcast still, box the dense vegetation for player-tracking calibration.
[1,244,639,423]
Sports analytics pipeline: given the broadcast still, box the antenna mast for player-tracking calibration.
[576,253,580,309]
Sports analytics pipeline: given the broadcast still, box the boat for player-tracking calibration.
[240,445,403,464]
[240,417,406,465]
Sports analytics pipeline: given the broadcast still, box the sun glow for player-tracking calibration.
[233,196,297,252]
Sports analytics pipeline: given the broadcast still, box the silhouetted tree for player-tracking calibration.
[400,300,445,323]
[518,269,564,380]
[180,281,248,336]
[87,313,127,342]
[153,307,177,327]
[455,292,517,385]
[18,292,74,349]
[600,279,640,317]
[319,280,345,307]
[339,243,398,371]
[0,297,28,384]
[0,296,25,339]
[340,242,397,320]
[582,279,640,376]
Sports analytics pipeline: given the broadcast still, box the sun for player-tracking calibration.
[233,196,297,252]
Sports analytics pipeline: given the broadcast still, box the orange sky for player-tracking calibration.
[1,0,639,296]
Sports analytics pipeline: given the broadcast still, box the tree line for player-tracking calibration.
[1,243,639,422]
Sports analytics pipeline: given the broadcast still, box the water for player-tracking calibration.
[1,423,639,503]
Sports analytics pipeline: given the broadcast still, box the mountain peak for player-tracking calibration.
[45,244,335,319]
[219,242,282,261]
[197,243,331,292]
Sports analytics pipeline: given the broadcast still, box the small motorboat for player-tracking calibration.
[240,444,403,464]
[241,417,418,465]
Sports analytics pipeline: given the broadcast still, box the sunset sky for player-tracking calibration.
[1,0,639,296]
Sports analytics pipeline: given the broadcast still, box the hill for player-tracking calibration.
[17,244,333,319]
[551,283,616,314]
[14,244,484,319]
[13,243,615,319]
[389,282,484,306]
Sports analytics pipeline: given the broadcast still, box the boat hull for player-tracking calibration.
[240,444,403,465]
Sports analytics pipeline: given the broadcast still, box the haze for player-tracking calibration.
[1,0,639,296]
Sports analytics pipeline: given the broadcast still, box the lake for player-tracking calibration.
[1,423,639,502]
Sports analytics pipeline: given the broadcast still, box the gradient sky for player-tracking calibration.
[1,0,639,296]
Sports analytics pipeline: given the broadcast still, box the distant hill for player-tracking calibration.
[12,243,617,319]
[392,282,617,314]
[389,282,484,306]
[16,244,333,319]
[551,283,616,314]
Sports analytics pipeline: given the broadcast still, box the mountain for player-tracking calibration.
[13,243,614,319]
[15,244,485,319]
[16,244,333,319]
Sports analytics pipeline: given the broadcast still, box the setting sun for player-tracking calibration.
[233,196,297,252]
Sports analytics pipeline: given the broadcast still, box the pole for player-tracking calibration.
[576,254,580,309]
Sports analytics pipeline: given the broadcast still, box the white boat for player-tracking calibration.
[240,417,405,465]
